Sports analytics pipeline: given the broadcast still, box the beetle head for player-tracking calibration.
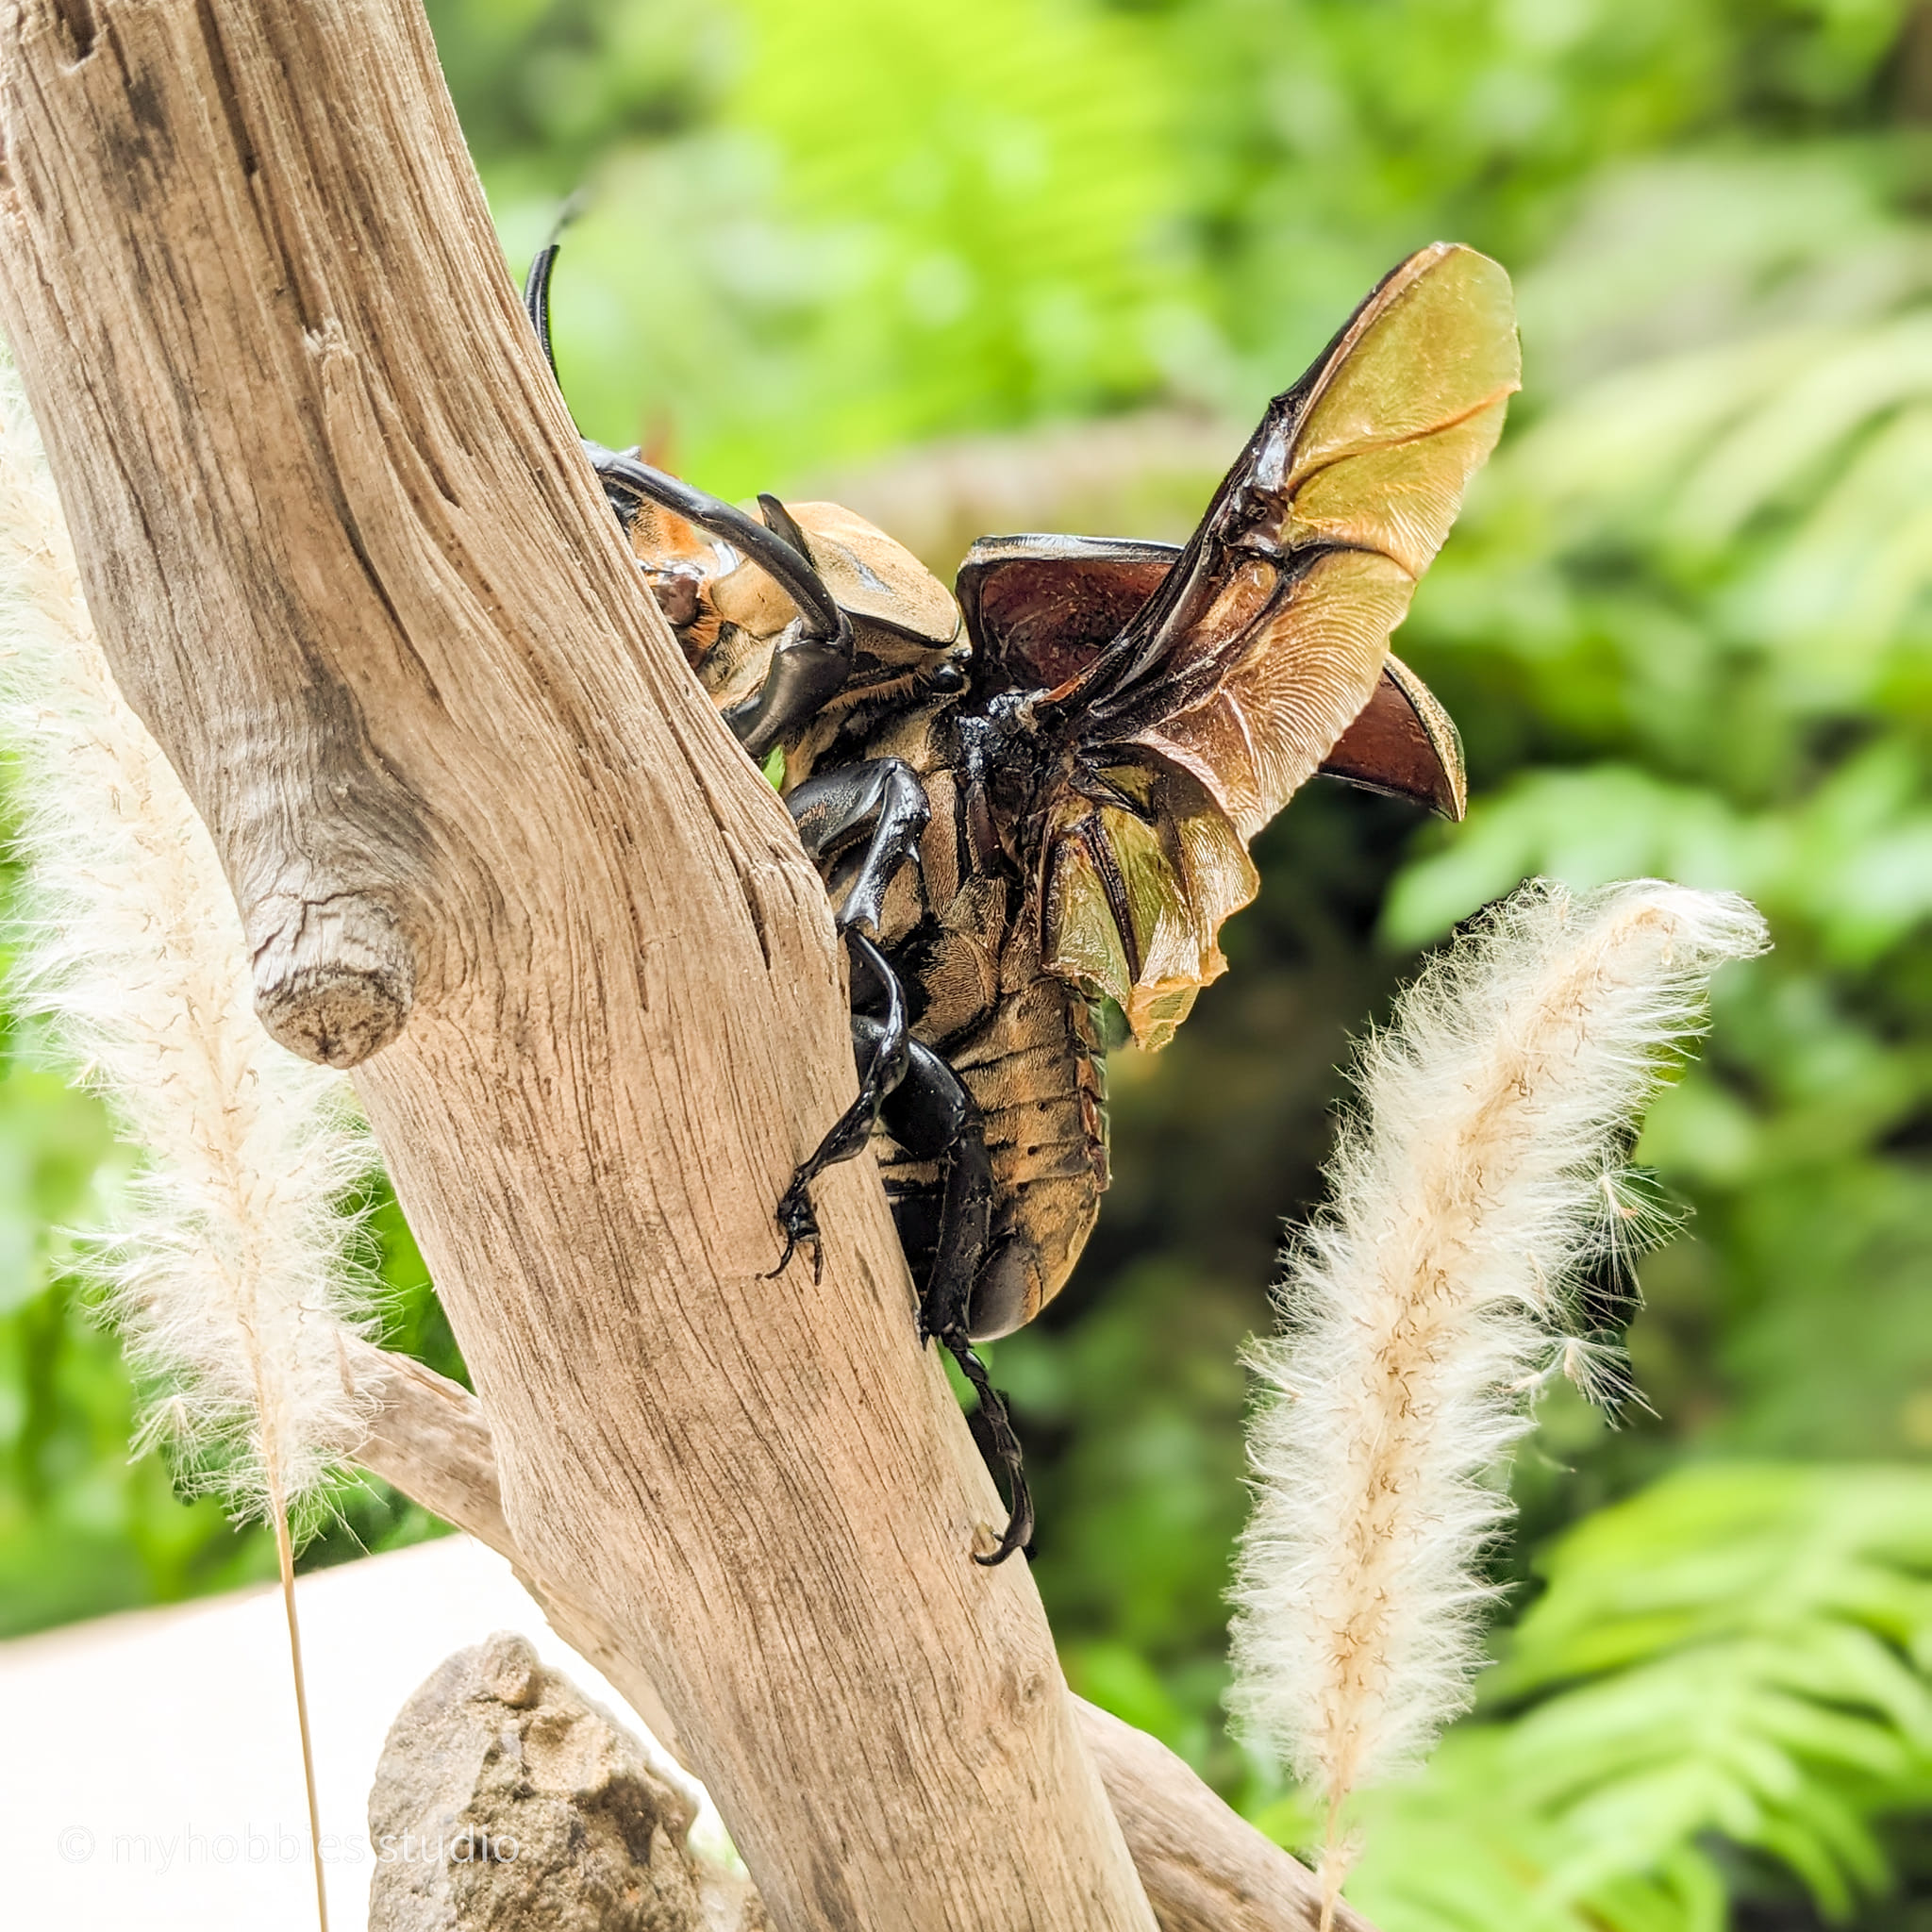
[637,494,966,724]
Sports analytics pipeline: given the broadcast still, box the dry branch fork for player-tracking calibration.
[0,1,1362,1925]
[341,1337,1365,1932]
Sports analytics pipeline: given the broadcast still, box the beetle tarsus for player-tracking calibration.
[764,1182,824,1285]
[937,1326,1034,1565]
[765,934,910,1279]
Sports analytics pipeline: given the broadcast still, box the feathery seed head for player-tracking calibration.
[1228,878,1767,1910]
[0,368,379,1531]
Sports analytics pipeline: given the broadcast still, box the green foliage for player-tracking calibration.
[432,0,733,181]
[0,1048,225,1639]
[1250,1467,1932,1930]
[451,0,1203,491]
[1168,0,1910,398]
[995,1257,1257,1783]
[6,3,1932,1925]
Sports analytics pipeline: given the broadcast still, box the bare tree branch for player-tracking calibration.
[0,2,1156,1924]
[341,1336,1374,1932]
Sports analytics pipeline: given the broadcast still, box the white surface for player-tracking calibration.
[0,1534,700,1931]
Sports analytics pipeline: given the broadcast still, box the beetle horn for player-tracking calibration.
[523,235,855,758]
[520,197,589,388]
[757,492,815,558]
[524,242,562,384]
[591,451,847,649]
[520,238,843,644]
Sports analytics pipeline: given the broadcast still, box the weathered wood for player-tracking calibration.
[341,1336,1374,1932]
[0,4,1153,1925]
[343,1339,691,1761]
[1079,1709,1375,1932]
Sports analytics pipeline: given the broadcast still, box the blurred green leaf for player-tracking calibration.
[8,8,1932,1928]
[1269,1469,1932,1931]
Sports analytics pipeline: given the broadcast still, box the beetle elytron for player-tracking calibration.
[528,242,1520,1563]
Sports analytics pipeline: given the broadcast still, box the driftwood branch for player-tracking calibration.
[0,2,1156,1924]
[341,1336,1371,1932]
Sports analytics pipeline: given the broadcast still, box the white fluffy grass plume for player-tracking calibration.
[1228,878,1767,1910]
[0,370,377,1530]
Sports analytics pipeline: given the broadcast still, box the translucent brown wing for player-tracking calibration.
[1321,652,1467,820]
[1038,749,1260,1049]
[959,539,1466,818]
[957,536,1175,693]
[1029,242,1517,1042]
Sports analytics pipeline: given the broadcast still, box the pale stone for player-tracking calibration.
[368,1634,766,1932]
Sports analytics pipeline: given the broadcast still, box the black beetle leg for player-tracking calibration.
[765,934,910,1285]
[786,758,931,935]
[945,1340,1035,1567]
[764,762,933,1275]
[877,1041,992,1339]
[878,1044,1032,1565]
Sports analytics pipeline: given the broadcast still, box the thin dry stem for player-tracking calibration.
[269,1463,330,1932]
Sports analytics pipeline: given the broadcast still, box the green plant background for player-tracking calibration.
[7,2,1932,1924]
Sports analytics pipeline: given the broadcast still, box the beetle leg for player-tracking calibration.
[944,1341,1035,1567]
[786,759,931,935]
[877,1042,993,1325]
[877,1045,1032,1566]
[765,934,910,1285]
[765,761,934,1273]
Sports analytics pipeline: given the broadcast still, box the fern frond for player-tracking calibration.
[1325,1467,1932,1932]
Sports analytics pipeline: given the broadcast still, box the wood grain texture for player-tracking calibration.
[340,1336,1374,1932]
[0,3,1153,1924]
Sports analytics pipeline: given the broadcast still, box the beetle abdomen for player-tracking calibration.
[876,931,1108,1341]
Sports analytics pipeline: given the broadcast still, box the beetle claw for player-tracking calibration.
[765,1180,824,1283]
[935,1326,1034,1566]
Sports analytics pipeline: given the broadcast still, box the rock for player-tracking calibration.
[368,1632,768,1932]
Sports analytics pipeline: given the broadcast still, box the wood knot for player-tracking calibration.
[998,1652,1056,1727]
[251,891,414,1067]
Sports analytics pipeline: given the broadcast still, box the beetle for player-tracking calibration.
[527,240,1520,1562]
